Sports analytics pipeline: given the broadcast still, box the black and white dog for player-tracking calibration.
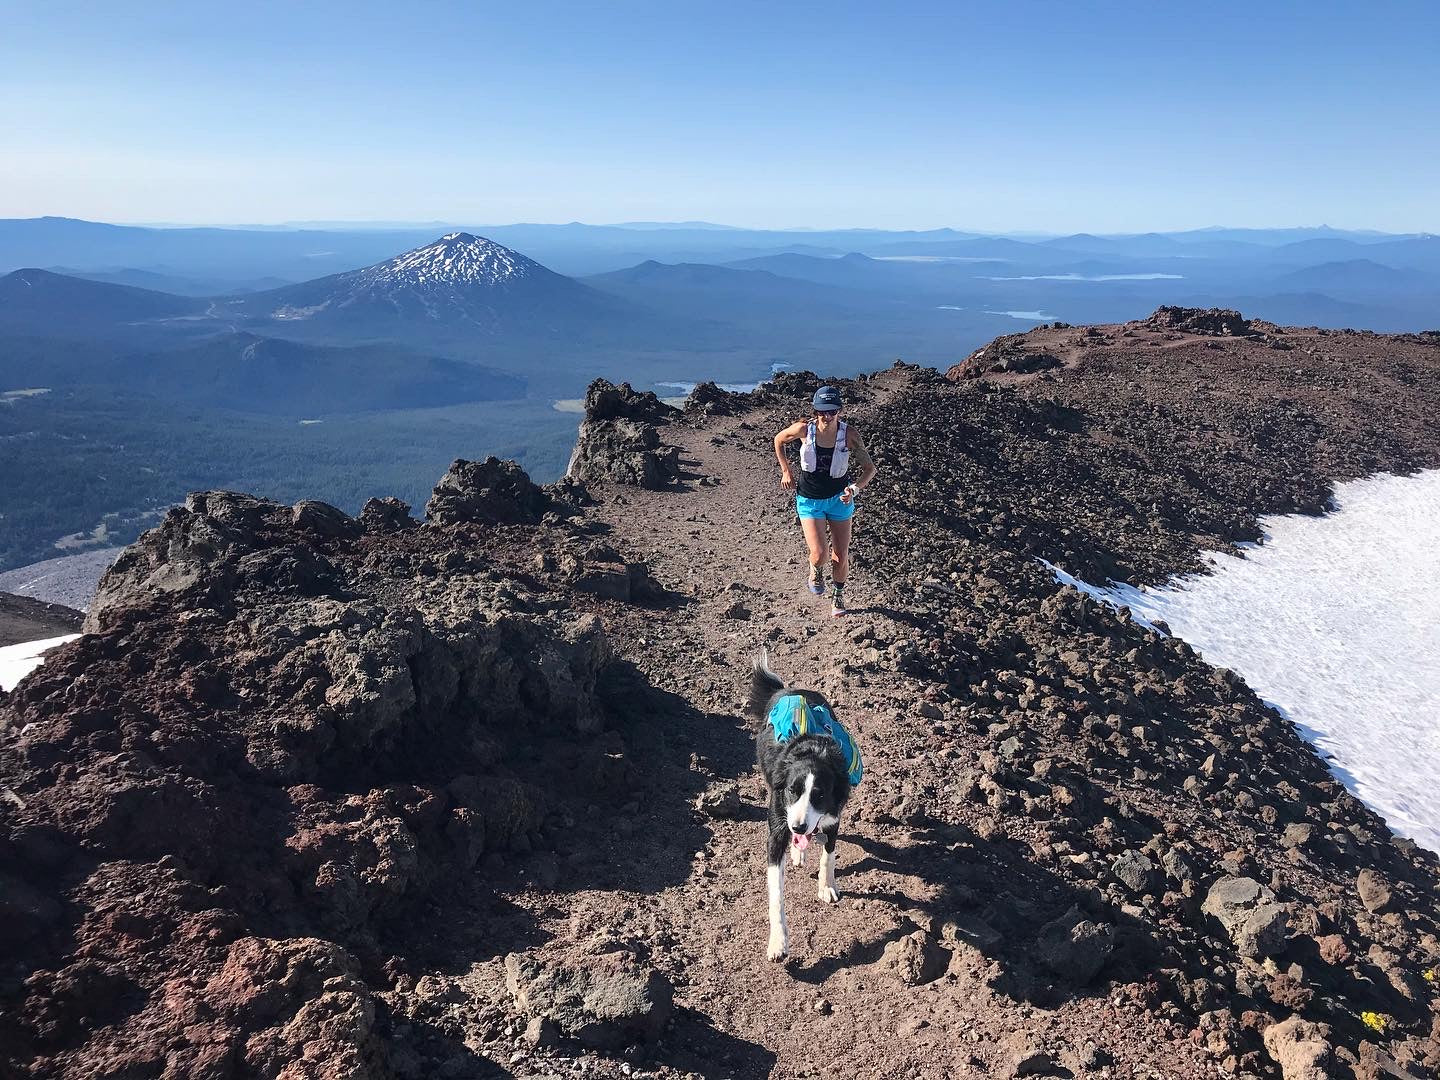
[748,653,859,961]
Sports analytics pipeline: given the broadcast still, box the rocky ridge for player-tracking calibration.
[2,309,1439,1079]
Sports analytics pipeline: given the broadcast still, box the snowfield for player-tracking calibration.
[0,634,80,692]
[1047,469,1440,853]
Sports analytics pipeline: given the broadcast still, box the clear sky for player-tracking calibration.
[4,0,1437,232]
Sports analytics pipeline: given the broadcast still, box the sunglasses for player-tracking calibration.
[815,408,839,416]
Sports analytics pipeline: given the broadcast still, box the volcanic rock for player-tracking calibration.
[947,333,1061,379]
[1144,306,1256,336]
[566,379,682,489]
[1034,905,1116,985]
[425,456,555,524]
[1356,868,1395,913]
[504,949,673,1050]
[291,499,360,538]
[0,591,82,648]
[1262,1017,1333,1080]
[1202,876,1290,958]
[358,495,415,533]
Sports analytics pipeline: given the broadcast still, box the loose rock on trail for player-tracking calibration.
[2,311,1439,1079]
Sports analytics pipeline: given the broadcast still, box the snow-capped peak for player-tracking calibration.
[353,233,540,291]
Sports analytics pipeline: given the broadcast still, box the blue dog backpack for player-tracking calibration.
[766,694,863,786]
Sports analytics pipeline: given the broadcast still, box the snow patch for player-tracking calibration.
[0,634,80,692]
[1044,470,1440,853]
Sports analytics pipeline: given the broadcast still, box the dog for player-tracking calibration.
[747,652,862,961]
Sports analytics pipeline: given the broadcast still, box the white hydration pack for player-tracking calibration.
[800,420,849,476]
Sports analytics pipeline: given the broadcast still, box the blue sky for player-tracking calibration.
[4,1,1437,231]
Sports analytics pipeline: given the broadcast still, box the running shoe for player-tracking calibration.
[807,569,826,596]
[830,589,848,616]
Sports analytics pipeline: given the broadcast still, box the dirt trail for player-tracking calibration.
[543,367,1212,1079]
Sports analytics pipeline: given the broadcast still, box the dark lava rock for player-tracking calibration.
[566,379,682,489]
[504,949,673,1050]
[1144,306,1255,337]
[358,496,415,533]
[0,592,83,649]
[425,456,554,525]
[1202,876,1289,958]
[1112,849,1158,895]
[1356,868,1395,913]
[1034,905,1115,985]
[948,333,1062,379]
[291,499,360,538]
[685,380,745,415]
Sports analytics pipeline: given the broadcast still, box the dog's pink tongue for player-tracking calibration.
[793,832,810,851]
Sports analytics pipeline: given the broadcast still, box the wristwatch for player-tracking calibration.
[844,483,860,499]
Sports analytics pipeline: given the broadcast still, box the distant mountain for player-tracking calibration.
[1040,232,1187,258]
[1273,259,1436,294]
[1267,235,1440,272]
[226,232,619,340]
[47,266,292,297]
[0,269,206,335]
[120,332,525,413]
[586,259,889,311]
[0,330,524,415]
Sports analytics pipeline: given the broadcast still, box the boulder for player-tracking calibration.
[358,496,415,533]
[291,500,360,538]
[881,930,950,986]
[1261,1017,1333,1080]
[1143,306,1255,337]
[566,379,682,490]
[1201,876,1289,958]
[947,333,1061,380]
[684,380,744,415]
[425,457,554,525]
[1356,868,1394,913]
[1034,905,1115,985]
[1111,849,1158,895]
[504,949,673,1050]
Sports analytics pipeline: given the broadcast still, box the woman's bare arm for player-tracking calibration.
[843,427,878,499]
[773,420,807,491]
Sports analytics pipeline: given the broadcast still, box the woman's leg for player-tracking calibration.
[800,515,830,580]
[828,517,852,585]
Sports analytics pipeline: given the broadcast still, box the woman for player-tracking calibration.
[773,385,878,616]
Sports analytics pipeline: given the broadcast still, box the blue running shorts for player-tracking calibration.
[796,492,856,521]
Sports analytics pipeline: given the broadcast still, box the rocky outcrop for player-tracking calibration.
[1262,1017,1333,1080]
[565,379,681,489]
[947,333,1062,379]
[683,380,745,416]
[1143,305,1256,336]
[504,948,673,1050]
[0,591,82,648]
[0,459,653,1078]
[425,456,556,524]
[358,495,415,533]
[1202,876,1290,959]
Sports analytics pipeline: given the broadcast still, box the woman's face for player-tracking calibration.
[816,408,840,426]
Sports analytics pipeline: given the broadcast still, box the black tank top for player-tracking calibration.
[797,442,848,500]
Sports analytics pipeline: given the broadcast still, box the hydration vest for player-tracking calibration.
[766,694,864,786]
[799,420,849,477]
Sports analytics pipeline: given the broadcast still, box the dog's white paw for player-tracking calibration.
[817,885,840,904]
[767,932,789,961]
[789,845,806,868]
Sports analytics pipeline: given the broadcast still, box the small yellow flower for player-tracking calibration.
[1424,968,1436,982]
[1360,1011,1388,1034]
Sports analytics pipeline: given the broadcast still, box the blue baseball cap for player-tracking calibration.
[812,386,842,412]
